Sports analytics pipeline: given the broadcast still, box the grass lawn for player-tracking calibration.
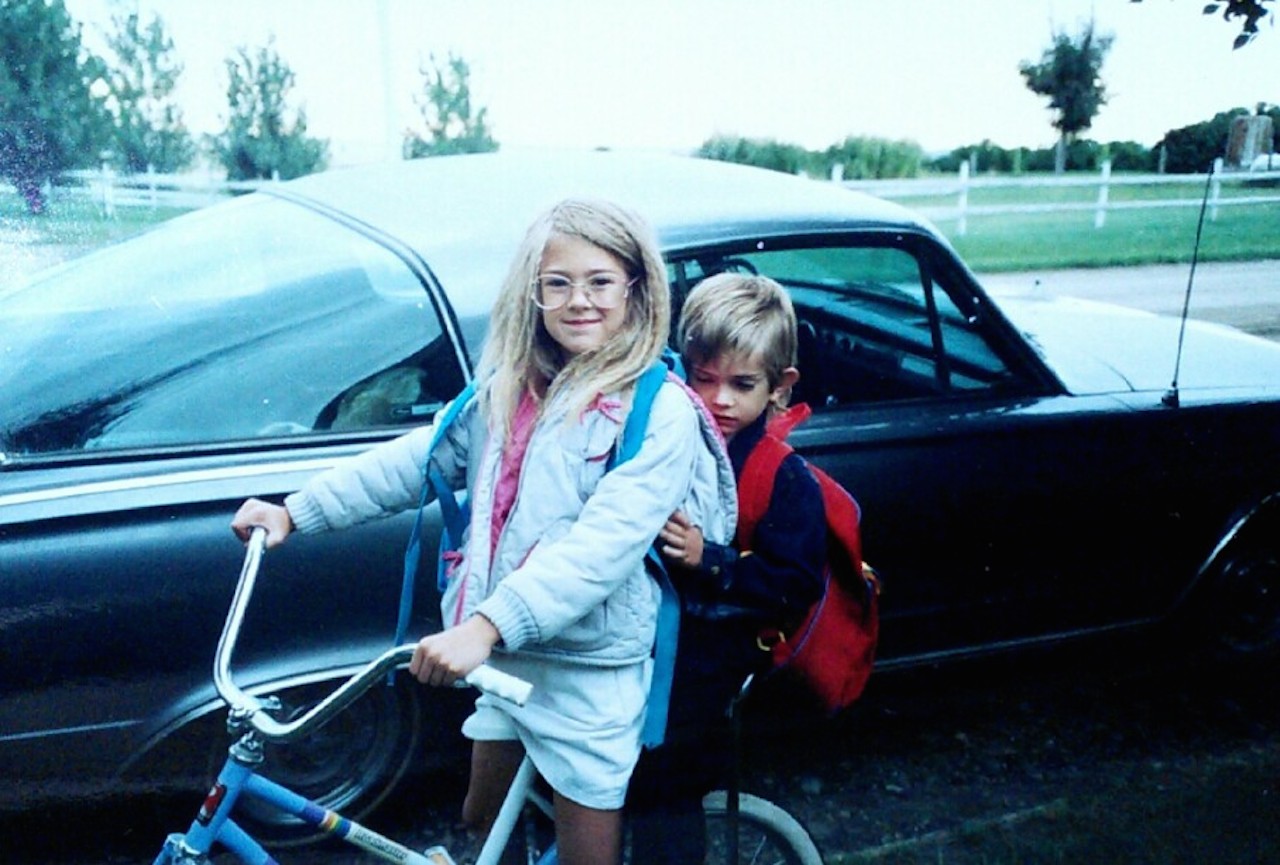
[0,193,188,252]
[943,201,1280,272]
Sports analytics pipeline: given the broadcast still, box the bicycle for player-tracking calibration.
[153,527,822,864]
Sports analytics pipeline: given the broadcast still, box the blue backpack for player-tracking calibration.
[395,358,681,747]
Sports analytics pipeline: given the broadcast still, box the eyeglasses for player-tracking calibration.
[531,273,634,311]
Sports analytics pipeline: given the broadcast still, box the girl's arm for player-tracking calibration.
[284,395,474,534]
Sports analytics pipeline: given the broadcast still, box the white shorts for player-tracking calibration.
[462,654,652,810]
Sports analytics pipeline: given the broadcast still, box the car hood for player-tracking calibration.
[993,292,1280,395]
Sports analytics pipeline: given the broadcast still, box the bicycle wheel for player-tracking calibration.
[701,791,823,865]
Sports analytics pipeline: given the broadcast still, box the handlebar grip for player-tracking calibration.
[464,665,533,706]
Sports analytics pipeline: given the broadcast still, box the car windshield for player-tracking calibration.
[0,195,462,459]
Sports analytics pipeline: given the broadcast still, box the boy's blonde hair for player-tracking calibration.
[678,273,797,388]
[476,198,670,433]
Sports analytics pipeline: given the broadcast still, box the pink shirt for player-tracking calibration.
[490,392,538,558]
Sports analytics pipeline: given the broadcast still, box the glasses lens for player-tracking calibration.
[533,275,630,310]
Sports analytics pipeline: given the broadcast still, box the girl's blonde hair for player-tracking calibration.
[678,273,797,388]
[476,198,671,433]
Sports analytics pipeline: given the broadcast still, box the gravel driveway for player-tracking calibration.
[9,646,1276,864]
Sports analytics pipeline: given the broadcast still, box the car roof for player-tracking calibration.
[269,149,930,255]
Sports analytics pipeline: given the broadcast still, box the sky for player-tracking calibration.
[62,0,1279,167]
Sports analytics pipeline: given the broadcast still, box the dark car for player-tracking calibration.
[3,151,1278,830]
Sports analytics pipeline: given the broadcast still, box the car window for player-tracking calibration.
[668,237,1018,407]
[0,196,464,458]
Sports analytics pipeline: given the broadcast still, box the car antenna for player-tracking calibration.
[1162,160,1216,409]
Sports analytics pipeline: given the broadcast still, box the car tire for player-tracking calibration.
[209,677,424,848]
[1207,543,1280,664]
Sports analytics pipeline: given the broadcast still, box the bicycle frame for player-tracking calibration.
[154,528,538,865]
[152,529,819,864]
[154,740,547,864]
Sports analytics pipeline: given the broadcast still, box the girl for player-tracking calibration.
[232,198,735,865]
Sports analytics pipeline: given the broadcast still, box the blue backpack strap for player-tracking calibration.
[641,551,680,748]
[395,382,476,651]
[611,359,681,749]
[610,360,668,471]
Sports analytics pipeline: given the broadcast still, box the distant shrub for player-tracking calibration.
[695,135,811,176]
[820,136,925,179]
[931,138,1156,174]
[696,134,924,179]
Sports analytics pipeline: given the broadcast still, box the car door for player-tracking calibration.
[0,193,467,806]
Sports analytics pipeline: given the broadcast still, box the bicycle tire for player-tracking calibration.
[521,789,822,865]
[702,790,823,865]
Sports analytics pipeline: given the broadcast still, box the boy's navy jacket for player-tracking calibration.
[681,411,826,626]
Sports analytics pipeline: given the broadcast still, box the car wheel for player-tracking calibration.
[1209,544,1280,662]
[211,677,423,848]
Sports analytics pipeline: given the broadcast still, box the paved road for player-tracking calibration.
[979,260,1280,340]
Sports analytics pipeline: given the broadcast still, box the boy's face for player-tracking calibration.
[689,350,793,443]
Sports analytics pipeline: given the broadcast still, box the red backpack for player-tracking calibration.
[735,403,880,713]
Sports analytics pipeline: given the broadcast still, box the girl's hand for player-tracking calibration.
[409,615,500,687]
[231,497,294,548]
[659,509,704,568]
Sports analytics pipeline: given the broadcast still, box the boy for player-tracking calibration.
[627,273,827,863]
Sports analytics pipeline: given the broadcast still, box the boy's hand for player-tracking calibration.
[659,509,704,568]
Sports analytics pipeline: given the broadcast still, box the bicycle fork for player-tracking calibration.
[154,726,453,865]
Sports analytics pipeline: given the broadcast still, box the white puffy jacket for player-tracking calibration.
[286,375,736,666]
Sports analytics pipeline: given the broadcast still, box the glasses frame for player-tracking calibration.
[529,274,637,311]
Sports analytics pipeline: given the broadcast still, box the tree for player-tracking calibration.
[1205,0,1274,47]
[208,38,328,181]
[1130,0,1273,49]
[403,53,497,158]
[1018,20,1114,174]
[0,0,111,213]
[101,10,195,174]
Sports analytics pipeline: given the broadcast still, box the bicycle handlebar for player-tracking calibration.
[214,527,532,744]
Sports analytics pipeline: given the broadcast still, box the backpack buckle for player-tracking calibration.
[756,628,784,652]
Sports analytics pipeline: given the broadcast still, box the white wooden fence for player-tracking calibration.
[843,157,1280,235]
[55,165,275,216]
[16,159,1280,235]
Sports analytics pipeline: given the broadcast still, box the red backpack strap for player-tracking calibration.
[735,403,811,549]
[765,402,812,440]
[735,435,789,550]
[808,462,863,566]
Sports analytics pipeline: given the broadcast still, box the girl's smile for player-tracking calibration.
[538,234,630,357]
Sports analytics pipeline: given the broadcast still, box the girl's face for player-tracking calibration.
[536,234,631,357]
